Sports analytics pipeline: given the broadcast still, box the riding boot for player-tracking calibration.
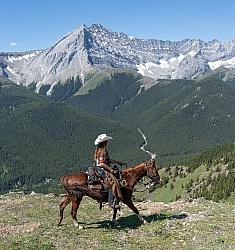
[108,191,120,209]
[108,190,114,204]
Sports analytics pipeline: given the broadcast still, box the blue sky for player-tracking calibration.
[2,0,235,52]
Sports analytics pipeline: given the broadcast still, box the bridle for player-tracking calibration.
[125,161,160,190]
[145,162,156,179]
[145,161,161,187]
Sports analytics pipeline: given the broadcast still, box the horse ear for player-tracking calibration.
[151,158,155,164]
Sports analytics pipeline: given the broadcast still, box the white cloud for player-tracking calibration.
[10,42,19,46]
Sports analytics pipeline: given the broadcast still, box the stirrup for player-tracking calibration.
[109,200,120,209]
[109,203,120,209]
[120,179,126,187]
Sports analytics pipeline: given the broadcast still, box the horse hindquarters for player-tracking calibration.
[61,172,88,187]
[58,172,87,227]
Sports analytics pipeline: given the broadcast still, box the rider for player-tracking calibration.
[94,133,123,209]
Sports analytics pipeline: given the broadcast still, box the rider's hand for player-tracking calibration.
[110,168,114,174]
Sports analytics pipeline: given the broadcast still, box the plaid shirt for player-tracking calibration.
[97,149,110,166]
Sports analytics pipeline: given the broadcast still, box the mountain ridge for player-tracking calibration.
[1,23,235,98]
[113,77,235,162]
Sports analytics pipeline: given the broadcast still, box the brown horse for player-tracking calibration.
[57,158,161,228]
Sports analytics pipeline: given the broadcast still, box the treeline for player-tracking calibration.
[184,142,235,202]
[66,71,142,117]
[192,170,235,202]
[185,142,235,171]
[0,80,146,194]
[158,142,235,203]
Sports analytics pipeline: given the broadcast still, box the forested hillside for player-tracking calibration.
[0,77,147,194]
[135,142,235,204]
[65,69,146,117]
[113,77,235,163]
[1,73,235,196]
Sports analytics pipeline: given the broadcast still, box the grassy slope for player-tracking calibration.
[0,193,234,250]
[134,142,235,204]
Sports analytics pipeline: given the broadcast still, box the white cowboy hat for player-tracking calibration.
[94,133,113,145]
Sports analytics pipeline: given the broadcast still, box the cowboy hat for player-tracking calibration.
[94,133,113,145]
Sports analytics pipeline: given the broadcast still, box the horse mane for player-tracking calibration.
[123,158,154,170]
[122,161,147,173]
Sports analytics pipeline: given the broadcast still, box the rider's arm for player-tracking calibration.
[109,159,123,165]
[99,162,114,173]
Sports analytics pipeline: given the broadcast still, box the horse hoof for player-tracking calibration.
[110,220,119,227]
[73,221,79,228]
[73,221,84,229]
[143,219,148,224]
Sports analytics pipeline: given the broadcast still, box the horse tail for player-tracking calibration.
[62,183,82,197]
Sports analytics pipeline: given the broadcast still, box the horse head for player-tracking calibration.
[145,159,161,187]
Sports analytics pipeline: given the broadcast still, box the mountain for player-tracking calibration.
[1,24,235,194]
[199,66,235,87]
[65,68,154,116]
[1,23,235,99]
[0,76,147,194]
[113,77,235,162]
[0,50,42,82]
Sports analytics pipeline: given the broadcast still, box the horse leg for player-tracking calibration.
[125,198,148,224]
[70,196,83,229]
[58,195,71,226]
[110,207,119,227]
[122,189,148,224]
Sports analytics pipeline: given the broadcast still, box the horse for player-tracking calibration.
[57,158,161,228]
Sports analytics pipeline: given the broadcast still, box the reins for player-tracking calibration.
[123,162,155,192]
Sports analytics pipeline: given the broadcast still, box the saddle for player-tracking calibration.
[86,166,108,192]
[86,166,124,192]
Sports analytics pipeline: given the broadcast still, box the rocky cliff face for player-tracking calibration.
[1,23,235,94]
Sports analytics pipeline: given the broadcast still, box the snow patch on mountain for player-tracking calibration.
[136,52,198,79]
[7,52,40,64]
[208,56,235,70]
[0,51,42,83]
[1,23,235,94]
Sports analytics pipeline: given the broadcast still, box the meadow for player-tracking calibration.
[0,192,234,250]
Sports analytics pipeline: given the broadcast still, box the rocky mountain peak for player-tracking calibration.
[1,23,235,95]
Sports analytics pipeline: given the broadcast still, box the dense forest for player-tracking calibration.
[0,77,147,194]
[1,74,235,201]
